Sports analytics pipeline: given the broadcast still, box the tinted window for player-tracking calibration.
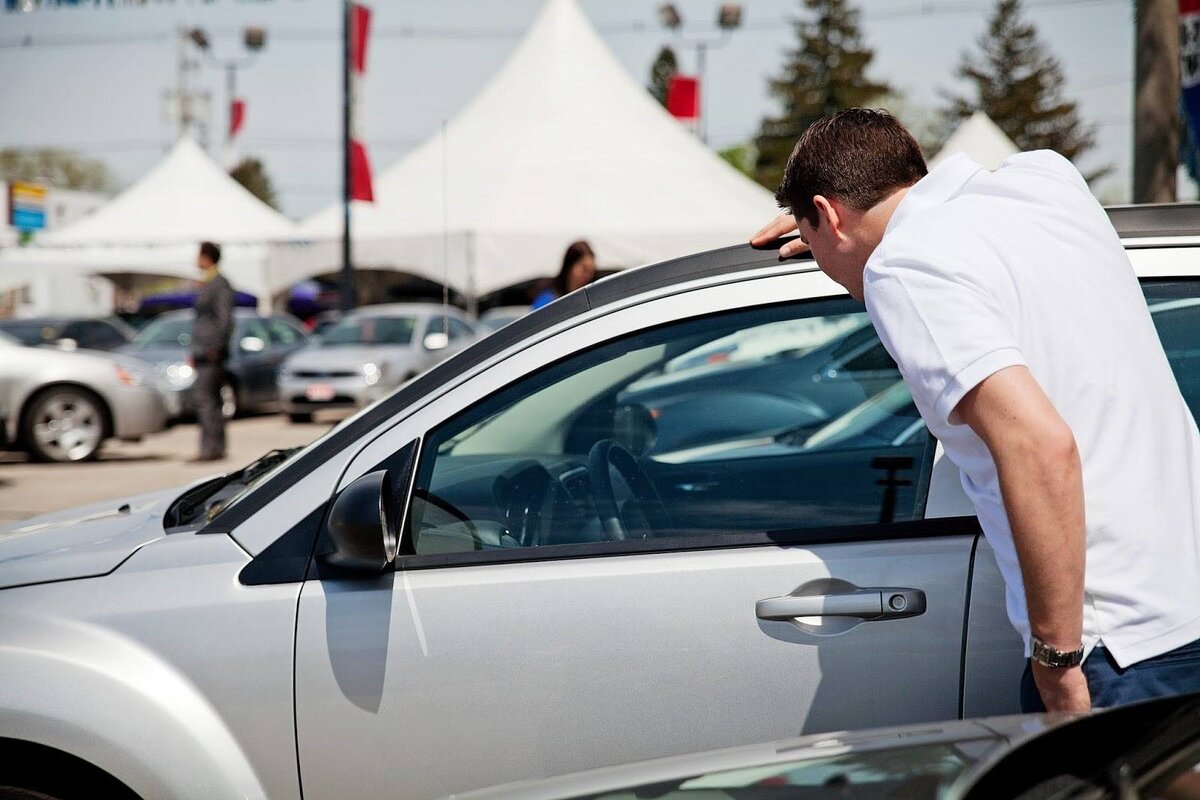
[132,318,192,348]
[267,318,304,345]
[89,321,129,349]
[1145,282,1200,422]
[408,300,934,556]
[321,317,416,346]
[448,317,474,341]
[0,320,60,346]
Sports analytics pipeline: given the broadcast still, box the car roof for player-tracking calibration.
[346,303,466,318]
[205,210,1200,536]
[152,308,277,322]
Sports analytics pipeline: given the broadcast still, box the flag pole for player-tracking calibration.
[340,0,356,312]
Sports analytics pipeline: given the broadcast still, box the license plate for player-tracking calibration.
[305,383,335,402]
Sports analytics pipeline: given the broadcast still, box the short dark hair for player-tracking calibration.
[199,241,221,265]
[775,108,927,228]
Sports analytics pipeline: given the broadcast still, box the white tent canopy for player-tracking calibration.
[271,0,778,300]
[930,110,1021,171]
[0,136,298,311]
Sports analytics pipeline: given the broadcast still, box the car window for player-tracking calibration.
[1145,283,1200,423]
[448,317,474,341]
[320,316,416,346]
[407,299,935,557]
[132,318,192,348]
[267,318,304,345]
[89,321,128,348]
[425,316,446,337]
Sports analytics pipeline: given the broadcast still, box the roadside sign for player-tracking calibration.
[8,181,47,231]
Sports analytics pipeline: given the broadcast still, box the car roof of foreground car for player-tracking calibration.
[203,206,1200,535]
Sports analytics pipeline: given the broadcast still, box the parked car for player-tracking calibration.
[0,329,168,462]
[0,206,1198,800]
[119,308,308,419]
[0,316,135,352]
[448,692,1200,800]
[478,305,529,332]
[277,303,478,423]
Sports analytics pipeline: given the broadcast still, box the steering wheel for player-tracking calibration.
[586,439,673,540]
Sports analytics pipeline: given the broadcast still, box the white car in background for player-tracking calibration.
[277,303,479,422]
[0,329,168,462]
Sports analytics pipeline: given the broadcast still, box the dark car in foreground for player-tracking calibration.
[119,308,308,419]
[447,692,1200,800]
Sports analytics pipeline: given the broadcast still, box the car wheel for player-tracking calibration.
[288,412,313,424]
[220,381,239,420]
[21,387,107,463]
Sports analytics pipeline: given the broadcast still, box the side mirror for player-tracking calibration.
[55,338,78,351]
[423,332,449,352]
[240,336,266,353]
[321,470,399,572]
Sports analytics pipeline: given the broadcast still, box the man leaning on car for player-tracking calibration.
[189,241,234,463]
[752,108,1200,713]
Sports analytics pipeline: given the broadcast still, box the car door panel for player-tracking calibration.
[295,535,972,800]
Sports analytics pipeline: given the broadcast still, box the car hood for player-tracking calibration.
[120,345,186,365]
[287,344,414,370]
[0,486,181,590]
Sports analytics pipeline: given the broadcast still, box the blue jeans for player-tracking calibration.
[1021,637,1200,712]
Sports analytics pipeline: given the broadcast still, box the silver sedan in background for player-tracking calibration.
[0,330,168,462]
[277,303,478,422]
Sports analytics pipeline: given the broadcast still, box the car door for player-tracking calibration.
[232,318,275,407]
[293,271,978,800]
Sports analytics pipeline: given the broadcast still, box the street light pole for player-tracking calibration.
[658,3,741,145]
[341,0,356,313]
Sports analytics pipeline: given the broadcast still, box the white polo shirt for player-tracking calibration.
[864,151,1200,668]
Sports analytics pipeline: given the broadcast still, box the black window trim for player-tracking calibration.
[394,515,983,572]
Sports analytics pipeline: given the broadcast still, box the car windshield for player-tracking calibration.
[0,320,61,346]
[319,316,416,346]
[574,742,976,800]
[133,318,192,348]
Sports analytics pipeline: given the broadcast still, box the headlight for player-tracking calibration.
[362,362,384,385]
[156,361,196,390]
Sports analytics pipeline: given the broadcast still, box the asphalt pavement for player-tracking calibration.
[0,412,347,523]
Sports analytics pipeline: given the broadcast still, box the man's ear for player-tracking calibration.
[812,195,845,240]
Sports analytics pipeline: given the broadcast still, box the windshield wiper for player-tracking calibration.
[165,447,301,528]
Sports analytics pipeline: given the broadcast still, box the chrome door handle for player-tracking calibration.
[755,588,926,621]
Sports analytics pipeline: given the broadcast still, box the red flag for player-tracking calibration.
[350,3,374,202]
[229,98,246,138]
[667,75,700,121]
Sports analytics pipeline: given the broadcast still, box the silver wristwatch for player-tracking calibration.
[1031,635,1085,668]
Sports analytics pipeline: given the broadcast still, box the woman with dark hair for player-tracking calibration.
[531,240,596,310]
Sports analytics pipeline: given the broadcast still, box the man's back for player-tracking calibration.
[865,151,1200,668]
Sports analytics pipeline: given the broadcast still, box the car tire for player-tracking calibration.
[220,380,239,420]
[0,788,62,800]
[287,412,313,424]
[20,386,108,463]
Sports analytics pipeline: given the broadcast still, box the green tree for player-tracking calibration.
[648,45,678,107]
[230,157,278,210]
[941,0,1107,181]
[718,142,756,178]
[0,148,115,192]
[753,0,891,191]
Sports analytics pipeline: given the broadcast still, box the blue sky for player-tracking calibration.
[0,0,1136,218]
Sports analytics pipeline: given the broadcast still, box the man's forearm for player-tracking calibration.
[993,427,1086,651]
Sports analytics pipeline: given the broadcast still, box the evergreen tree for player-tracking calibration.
[753,0,891,191]
[230,157,278,210]
[648,46,678,107]
[942,0,1106,180]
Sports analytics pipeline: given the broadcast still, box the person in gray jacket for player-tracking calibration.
[189,241,234,462]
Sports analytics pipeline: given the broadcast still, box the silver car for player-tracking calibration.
[0,329,168,462]
[0,206,1194,799]
[277,303,478,422]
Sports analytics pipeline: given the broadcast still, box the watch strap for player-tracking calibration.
[1031,636,1085,668]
